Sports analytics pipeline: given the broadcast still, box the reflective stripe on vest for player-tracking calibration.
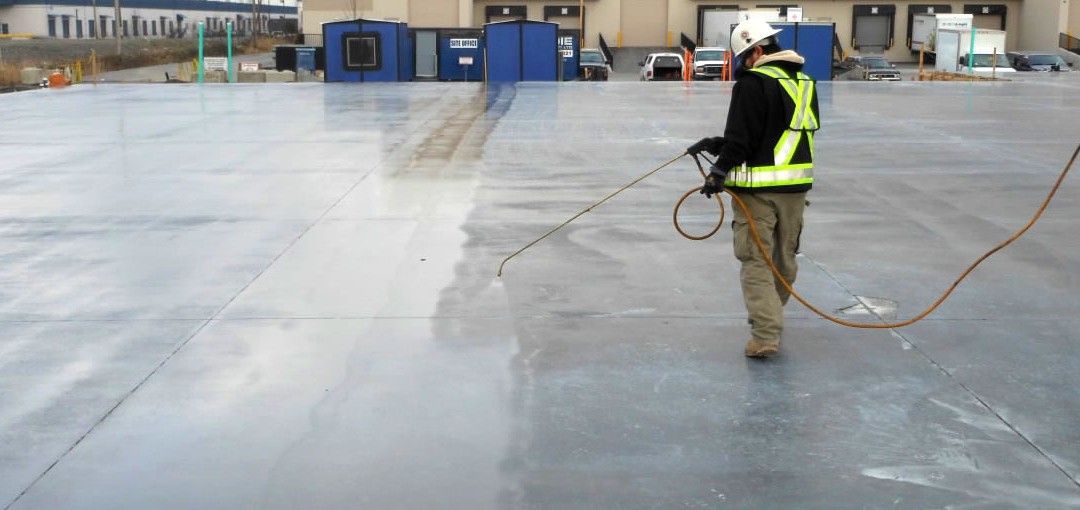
[725,65,817,189]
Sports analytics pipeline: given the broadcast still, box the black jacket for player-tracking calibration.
[715,54,818,193]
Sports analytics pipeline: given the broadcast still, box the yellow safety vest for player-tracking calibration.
[725,65,819,189]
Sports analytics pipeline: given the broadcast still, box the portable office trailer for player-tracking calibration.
[557,29,580,81]
[771,22,836,81]
[437,29,485,81]
[483,20,559,82]
[323,18,412,82]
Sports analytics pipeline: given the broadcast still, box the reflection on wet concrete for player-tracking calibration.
[3,78,1080,508]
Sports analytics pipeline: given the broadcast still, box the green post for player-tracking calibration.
[227,22,234,83]
[198,22,205,83]
[967,26,976,75]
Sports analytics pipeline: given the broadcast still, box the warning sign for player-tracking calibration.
[204,57,228,71]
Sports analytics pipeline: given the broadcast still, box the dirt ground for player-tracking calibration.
[0,36,289,77]
[2,38,205,65]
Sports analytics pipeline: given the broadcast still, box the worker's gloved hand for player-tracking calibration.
[700,166,727,199]
[687,137,726,156]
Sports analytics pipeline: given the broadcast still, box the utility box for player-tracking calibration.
[771,22,836,81]
[438,29,484,81]
[323,18,412,82]
[484,20,559,82]
[275,45,325,72]
[295,47,316,72]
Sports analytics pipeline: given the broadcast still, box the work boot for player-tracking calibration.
[744,339,779,358]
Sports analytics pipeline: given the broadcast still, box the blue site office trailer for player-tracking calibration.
[437,29,485,81]
[323,18,412,82]
[772,22,836,81]
[484,20,559,82]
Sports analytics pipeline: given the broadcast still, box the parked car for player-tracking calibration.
[837,55,901,81]
[1006,51,1073,72]
[691,47,727,80]
[578,48,611,81]
[639,53,685,81]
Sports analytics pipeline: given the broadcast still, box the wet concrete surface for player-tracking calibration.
[2,78,1080,508]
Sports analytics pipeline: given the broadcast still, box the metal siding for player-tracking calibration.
[323,21,359,82]
[558,29,579,81]
[439,33,485,81]
[522,22,557,81]
[485,23,521,82]
[360,23,398,82]
[773,22,835,81]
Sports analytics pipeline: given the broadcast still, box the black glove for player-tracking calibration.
[686,137,726,156]
[700,166,727,199]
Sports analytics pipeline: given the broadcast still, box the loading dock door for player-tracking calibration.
[972,15,1001,30]
[545,5,583,42]
[415,30,437,78]
[701,9,739,48]
[854,16,888,52]
[965,5,1006,30]
[620,0,668,46]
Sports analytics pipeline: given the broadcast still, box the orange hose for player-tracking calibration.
[678,143,1080,328]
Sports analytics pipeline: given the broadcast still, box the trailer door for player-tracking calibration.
[414,30,437,78]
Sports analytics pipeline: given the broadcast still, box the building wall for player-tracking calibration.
[1018,0,1060,49]
[620,0,668,46]
[2,1,297,38]
[409,0,459,27]
[300,0,1048,62]
[1071,0,1080,35]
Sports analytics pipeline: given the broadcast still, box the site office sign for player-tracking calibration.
[450,38,478,49]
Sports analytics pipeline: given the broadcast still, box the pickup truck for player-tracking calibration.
[639,53,685,81]
[691,47,726,80]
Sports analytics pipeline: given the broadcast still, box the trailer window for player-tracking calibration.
[343,32,381,71]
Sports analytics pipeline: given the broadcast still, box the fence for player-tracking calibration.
[302,33,323,47]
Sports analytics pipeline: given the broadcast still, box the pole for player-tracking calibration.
[578,0,584,47]
[967,26,975,75]
[92,0,98,39]
[113,0,121,55]
[197,22,204,83]
[251,0,258,50]
[227,22,234,83]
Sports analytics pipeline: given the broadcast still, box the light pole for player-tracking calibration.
[113,0,121,55]
[578,0,584,47]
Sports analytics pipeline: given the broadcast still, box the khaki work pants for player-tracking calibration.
[731,191,807,345]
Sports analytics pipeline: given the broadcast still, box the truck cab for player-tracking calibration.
[691,47,727,80]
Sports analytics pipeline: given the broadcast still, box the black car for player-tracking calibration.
[579,49,610,81]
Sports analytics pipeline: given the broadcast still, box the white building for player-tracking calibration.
[0,0,299,38]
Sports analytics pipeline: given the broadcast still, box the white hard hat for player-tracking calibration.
[730,19,782,57]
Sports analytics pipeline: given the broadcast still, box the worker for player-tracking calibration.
[686,18,820,358]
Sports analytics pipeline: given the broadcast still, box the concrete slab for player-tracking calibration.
[2,78,1080,508]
